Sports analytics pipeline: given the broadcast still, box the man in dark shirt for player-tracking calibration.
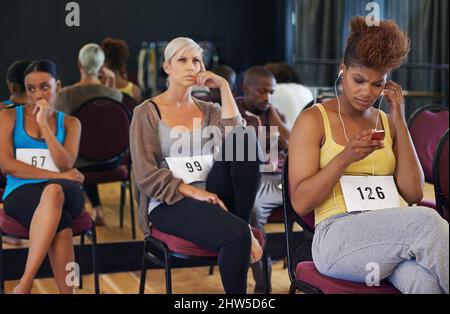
[236,66,290,293]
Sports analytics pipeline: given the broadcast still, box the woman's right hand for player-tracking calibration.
[339,129,384,165]
[178,183,228,212]
[59,168,85,183]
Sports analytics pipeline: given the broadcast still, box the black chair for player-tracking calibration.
[282,157,400,294]
[74,97,136,239]
[433,129,449,221]
[0,188,100,294]
[139,226,268,294]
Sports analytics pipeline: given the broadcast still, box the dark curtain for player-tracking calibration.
[293,0,448,115]
[385,0,449,114]
[294,0,345,86]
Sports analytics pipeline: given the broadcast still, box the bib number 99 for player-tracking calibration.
[186,161,202,173]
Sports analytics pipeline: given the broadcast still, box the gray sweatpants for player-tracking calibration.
[312,206,449,294]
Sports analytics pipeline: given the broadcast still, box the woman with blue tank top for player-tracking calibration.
[0,60,84,294]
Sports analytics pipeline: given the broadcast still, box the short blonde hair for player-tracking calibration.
[78,43,105,76]
[164,37,204,69]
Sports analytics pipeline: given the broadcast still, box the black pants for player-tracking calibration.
[3,179,84,232]
[78,157,122,207]
[149,127,261,294]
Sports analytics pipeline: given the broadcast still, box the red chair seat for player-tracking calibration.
[82,164,128,185]
[0,208,93,238]
[296,261,400,294]
[418,199,436,209]
[151,227,265,257]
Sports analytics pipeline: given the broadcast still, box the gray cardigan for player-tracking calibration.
[129,98,244,236]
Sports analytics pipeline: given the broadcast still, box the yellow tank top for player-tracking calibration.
[314,104,397,225]
[119,82,135,98]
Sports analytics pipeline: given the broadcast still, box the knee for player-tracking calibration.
[403,275,443,294]
[55,227,73,240]
[42,184,65,205]
[226,219,252,248]
[415,207,448,233]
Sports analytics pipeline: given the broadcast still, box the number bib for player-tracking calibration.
[339,176,400,213]
[165,154,214,184]
[16,148,60,172]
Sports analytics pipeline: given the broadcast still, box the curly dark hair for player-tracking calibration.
[344,16,411,73]
[101,37,129,72]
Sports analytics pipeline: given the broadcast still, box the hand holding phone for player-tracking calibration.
[371,130,385,141]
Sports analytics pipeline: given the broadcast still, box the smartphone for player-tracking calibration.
[371,130,385,141]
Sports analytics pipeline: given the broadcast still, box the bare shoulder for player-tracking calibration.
[0,107,16,125]
[292,104,323,134]
[64,115,81,131]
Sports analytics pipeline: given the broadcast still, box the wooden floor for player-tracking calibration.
[1,182,436,294]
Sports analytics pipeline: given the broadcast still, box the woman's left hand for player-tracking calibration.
[33,99,54,127]
[196,71,227,89]
[383,80,406,127]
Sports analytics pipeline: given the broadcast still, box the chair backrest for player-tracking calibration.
[282,156,315,282]
[74,97,131,162]
[433,129,449,221]
[121,93,139,117]
[408,105,449,183]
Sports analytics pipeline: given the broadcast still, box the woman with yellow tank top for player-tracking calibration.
[289,17,448,294]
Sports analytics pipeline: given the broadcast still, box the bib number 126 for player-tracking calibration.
[356,186,385,200]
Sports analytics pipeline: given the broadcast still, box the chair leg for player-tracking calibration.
[78,234,85,290]
[163,249,172,294]
[262,250,270,294]
[90,225,100,294]
[128,180,136,240]
[119,182,125,228]
[289,283,298,294]
[0,234,4,294]
[208,264,215,275]
[139,240,148,294]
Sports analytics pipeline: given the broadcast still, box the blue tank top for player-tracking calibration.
[2,105,66,200]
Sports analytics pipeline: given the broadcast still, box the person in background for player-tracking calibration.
[208,65,237,104]
[1,60,33,245]
[54,43,123,226]
[0,60,32,110]
[235,66,290,293]
[101,37,142,102]
[264,62,313,130]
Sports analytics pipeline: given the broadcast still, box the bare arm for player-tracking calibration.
[35,100,81,172]
[384,81,424,204]
[268,106,290,151]
[196,71,240,119]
